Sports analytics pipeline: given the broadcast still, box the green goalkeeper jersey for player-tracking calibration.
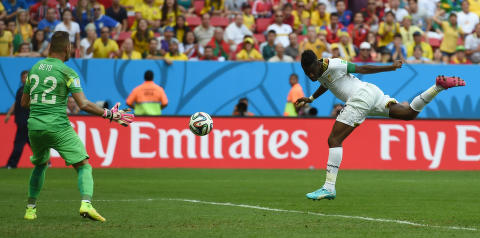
[24,57,83,131]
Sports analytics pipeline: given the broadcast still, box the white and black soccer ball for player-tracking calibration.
[189,112,213,136]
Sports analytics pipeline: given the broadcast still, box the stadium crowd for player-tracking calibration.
[0,0,480,64]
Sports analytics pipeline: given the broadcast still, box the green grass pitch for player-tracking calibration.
[1,168,479,237]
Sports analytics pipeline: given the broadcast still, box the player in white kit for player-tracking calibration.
[296,50,466,200]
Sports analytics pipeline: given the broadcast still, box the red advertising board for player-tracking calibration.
[1,115,480,170]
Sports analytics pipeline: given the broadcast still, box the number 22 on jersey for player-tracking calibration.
[29,74,57,104]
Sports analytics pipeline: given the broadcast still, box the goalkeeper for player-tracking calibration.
[20,31,134,222]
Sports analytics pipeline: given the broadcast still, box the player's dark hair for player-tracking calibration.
[144,70,154,81]
[50,31,70,54]
[267,30,276,35]
[301,50,317,71]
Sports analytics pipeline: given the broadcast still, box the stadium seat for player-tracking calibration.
[194,0,204,16]
[297,35,306,44]
[211,16,229,27]
[116,32,132,45]
[256,18,271,34]
[429,38,441,48]
[186,16,202,28]
[127,16,136,29]
[254,33,265,43]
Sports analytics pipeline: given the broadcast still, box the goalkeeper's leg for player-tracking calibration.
[73,160,106,222]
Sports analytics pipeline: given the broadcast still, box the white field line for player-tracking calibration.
[1,197,477,232]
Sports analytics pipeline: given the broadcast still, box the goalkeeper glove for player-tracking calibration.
[102,103,134,127]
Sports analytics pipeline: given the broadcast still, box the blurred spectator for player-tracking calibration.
[330,104,344,117]
[284,73,304,117]
[236,37,262,61]
[120,0,136,10]
[145,38,163,59]
[182,31,203,59]
[335,0,352,26]
[3,0,28,21]
[450,45,471,64]
[348,12,368,48]
[326,13,343,43]
[31,30,49,57]
[292,0,309,33]
[285,32,299,59]
[385,0,409,22]
[226,0,247,14]
[318,28,331,58]
[3,70,29,169]
[465,23,480,63]
[37,8,59,39]
[225,13,252,52]
[457,1,478,35]
[200,45,219,60]
[29,0,55,26]
[439,0,461,13]
[79,23,96,58]
[159,26,181,55]
[406,45,431,63]
[178,0,194,15]
[400,16,423,47]
[353,42,375,63]
[469,0,480,17]
[173,15,191,44]
[120,38,142,59]
[93,3,121,38]
[366,31,378,54]
[56,0,72,20]
[54,9,80,48]
[282,3,294,28]
[360,0,383,31]
[267,10,292,47]
[126,70,168,116]
[0,3,5,20]
[319,0,336,13]
[252,0,273,18]
[387,33,406,61]
[106,0,128,32]
[260,30,276,60]
[408,0,428,30]
[432,48,443,63]
[269,43,294,62]
[67,96,80,115]
[201,0,226,17]
[7,20,22,52]
[311,3,330,28]
[206,27,229,60]
[337,31,355,61]
[380,47,392,63]
[90,0,105,14]
[378,11,400,50]
[161,0,183,27]
[0,19,13,56]
[406,31,433,60]
[134,0,161,29]
[88,26,120,58]
[242,3,255,31]
[300,27,326,58]
[164,41,188,64]
[194,13,214,46]
[15,42,40,57]
[16,10,32,43]
[74,0,93,32]
[232,97,254,116]
[132,18,154,56]
[434,12,463,63]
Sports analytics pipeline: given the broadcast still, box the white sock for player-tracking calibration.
[27,204,36,208]
[410,85,444,112]
[82,200,91,203]
[323,147,343,192]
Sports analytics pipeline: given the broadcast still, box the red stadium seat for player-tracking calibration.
[254,33,265,43]
[211,16,229,27]
[127,16,136,29]
[256,18,271,34]
[429,38,441,48]
[70,0,78,7]
[186,16,201,28]
[194,0,204,16]
[116,31,132,45]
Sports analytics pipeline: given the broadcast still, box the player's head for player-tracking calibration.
[21,70,29,84]
[49,31,71,62]
[144,70,154,81]
[301,50,320,81]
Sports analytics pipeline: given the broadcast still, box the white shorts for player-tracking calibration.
[336,83,397,127]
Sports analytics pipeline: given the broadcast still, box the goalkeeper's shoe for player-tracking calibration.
[306,188,336,201]
[24,206,37,220]
[79,201,106,222]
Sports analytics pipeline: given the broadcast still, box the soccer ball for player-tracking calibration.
[189,112,213,136]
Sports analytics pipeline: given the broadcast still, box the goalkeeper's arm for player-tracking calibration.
[72,92,104,116]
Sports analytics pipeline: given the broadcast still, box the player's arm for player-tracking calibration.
[4,102,15,123]
[294,85,328,108]
[353,60,403,74]
[20,93,30,108]
[72,92,134,126]
[71,92,105,116]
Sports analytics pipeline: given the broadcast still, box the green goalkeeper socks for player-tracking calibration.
[28,164,48,205]
[76,164,94,201]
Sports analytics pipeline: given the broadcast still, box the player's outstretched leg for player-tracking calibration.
[306,121,355,201]
[73,160,106,222]
[389,76,466,120]
[24,163,48,220]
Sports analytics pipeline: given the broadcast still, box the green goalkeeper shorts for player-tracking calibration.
[28,126,89,166]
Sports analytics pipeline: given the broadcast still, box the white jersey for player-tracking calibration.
[316,58,365,102]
